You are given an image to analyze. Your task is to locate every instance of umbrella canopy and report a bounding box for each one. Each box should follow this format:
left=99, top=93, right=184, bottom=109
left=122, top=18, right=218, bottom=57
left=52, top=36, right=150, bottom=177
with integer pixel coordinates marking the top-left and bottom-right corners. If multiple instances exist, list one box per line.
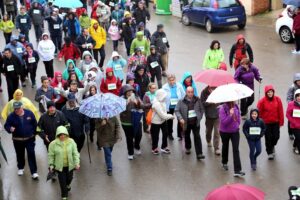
left=284, top=0, right=300, bottom=7
left=194, top=69, right=236, bottom=87
left=46, top=171, right=56, bottom=182
left=53, top=0, right=83, bottom=8
left=206, top=83, right=253, bottom=103
left=79, top=93, right=126, bottom=118
left=0, top=139, right=8, bottom=164
left=205, top=183, right=265, bottom=200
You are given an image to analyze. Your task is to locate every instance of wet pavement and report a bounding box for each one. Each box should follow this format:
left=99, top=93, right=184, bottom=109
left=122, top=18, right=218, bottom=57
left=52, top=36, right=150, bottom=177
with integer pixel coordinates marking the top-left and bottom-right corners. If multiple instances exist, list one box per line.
left=0, top=5, right=300, bottom=200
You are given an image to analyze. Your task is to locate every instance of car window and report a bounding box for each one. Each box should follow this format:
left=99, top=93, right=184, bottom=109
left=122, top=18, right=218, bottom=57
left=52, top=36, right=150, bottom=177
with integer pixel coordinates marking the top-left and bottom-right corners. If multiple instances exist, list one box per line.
left=193, top=0, right=210, bottom=7
left=217, top=0, right=240, bottom=8
left=202, top=0, right=210, bottom=7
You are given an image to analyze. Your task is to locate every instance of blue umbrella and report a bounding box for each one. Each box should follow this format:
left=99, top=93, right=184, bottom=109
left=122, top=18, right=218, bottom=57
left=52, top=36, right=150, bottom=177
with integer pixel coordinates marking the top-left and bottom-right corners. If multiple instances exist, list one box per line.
left=79, top=93, right=126, bottom=119
left=131, top=109, right=144, bottom=136
left=284, top=0, right=300, bottom=7
left=53, top=0, right=83, bottom=8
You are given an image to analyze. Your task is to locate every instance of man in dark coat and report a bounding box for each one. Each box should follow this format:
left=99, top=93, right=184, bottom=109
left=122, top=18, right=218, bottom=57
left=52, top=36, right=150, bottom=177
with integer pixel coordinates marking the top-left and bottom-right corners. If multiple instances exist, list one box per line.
left=45, top=8, right=63, bottom=54
left=132, top=1, right=150, bottom=27
left=75, top=28, right=96, bottom=56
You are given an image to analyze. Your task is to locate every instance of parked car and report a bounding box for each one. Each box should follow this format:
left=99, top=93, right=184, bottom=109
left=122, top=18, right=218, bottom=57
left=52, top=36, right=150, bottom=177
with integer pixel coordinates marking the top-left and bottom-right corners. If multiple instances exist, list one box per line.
left=181, top=0, right=246, bottom=32
left=275, top=5, right=294, bottom=43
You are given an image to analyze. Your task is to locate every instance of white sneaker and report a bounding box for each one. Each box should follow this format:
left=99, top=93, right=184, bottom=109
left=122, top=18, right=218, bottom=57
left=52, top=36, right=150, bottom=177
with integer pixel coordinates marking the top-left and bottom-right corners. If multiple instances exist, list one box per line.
left=215, top=149, right=221, bottom=155
left=134, top=149, right=142, bottom=155
left=18, top=169, right=24, bottom=176
left=32, top=173, right=39, bottom=180
left=291, top=50, right=300, bottom=54
left=128, top=155, right=134, bottom=160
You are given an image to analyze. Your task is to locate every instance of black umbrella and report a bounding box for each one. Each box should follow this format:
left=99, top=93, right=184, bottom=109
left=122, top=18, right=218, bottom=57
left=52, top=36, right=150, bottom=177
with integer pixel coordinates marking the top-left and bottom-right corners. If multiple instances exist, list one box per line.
left=0, top=138, right=8, bottom=164
left=46, top=170, right=56, bottom=182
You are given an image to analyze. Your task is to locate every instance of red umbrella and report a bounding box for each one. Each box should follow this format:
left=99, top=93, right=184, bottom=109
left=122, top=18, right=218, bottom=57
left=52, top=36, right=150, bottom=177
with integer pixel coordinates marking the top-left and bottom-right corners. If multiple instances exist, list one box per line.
left=194, top=69, right=236, bottom=87
left=205, top=183, right=265, bottom=200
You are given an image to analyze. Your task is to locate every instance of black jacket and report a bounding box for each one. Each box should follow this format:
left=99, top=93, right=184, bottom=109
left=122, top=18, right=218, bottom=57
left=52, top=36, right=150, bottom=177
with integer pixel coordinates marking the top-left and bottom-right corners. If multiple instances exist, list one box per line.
left=45, top=15, right=63, bottom=36
left=242, top=109, right=266, bottom=141
left=132, top=8, right=150, bottom=26
left=75, top=34, right=96, bottom=54
left=146, top=53, right=162, bottom=74
left=134, top=65, right=150, bottom=98
left=151, top=31, right=169, bottom=54
left=2, top=54, right=22, bottom=78
left=229, top=42, right=253, bottom=66
left=23, top=50, right=40, bottom=68
left=120, top=20, right=136, bottom=43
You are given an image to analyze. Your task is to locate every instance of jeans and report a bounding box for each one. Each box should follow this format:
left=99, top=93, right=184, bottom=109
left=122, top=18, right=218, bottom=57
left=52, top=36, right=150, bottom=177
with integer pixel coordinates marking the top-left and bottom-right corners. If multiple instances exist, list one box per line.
left=125, top=40, right=132, bottom=56
left=93, top=46, right=106, bottom=68
left=247, top=139, right=262, bottom=165
left=51, top=34, right=62, bottom=53
left=6, top=75, right=19, bottom=100
left=220, top=131, right=242, bottom=172
left=112, top=40, right=118, bottom=51
left=240, top=94, right=254, bottom=116
left=205, top=118, right=220, bottom=150
left=103, top=146, right=114, bottom=170
left=167, top=108, right=181, bottom=138
left=57, top=167, right=73, bottom=198
left=3, top=32, right=12, bottom=44
left=150, top=122, right=168, bottom=150
left=43, top=60, right=54, bottom=78
left=122, top=124, right=142, bottom=155
left=265, top=123, right=280, bottom=155
left=185, top=124, right=203, bottom=155
left=33, top=24, right=42, bottom=41
left=13, top=137, right=37, bottom=174
left=71, top=134, right=85, bottom=152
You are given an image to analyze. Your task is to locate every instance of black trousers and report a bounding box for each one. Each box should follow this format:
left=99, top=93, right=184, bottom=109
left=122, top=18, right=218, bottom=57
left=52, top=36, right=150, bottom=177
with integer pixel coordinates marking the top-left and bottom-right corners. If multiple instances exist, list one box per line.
left=220, top=131, right=242, bottom=172
left=20, top=29, right=29, bottom=42
left=93, top=46, right=106, bottom=68
left=122, top=124, right=142, bottom=155
left=167, top=108, right=181, bottom=138
left=293, top=129, right=300, bottom=152
left=265, top=123, right=280, bottom=155
left=57, top=167, right=73, bottom=198
left=13, top=137, right=37, bottom=174
left=295, top=34, right=300, bottom=51
left=3, top=32, right=12, bottom=44
left=43, top=60, right=54, bottom=78
left=151, top=122, right=168, bottom=150
left=0, top=0, right=4, bottom=15
left=71, top=134, right=85, bottom=152
left=6, top=75, right=19, bottom=100
left=27, top=64, right=37, bottom=85
left=124, top=40, right=132, bottom=56
left=51, top=34, right=62, bottom=53
left=150, top=71, right=162, bottom=89
left=112, top=40, right=118, bottom=51
left=33, top=24, right=43, bottom=41
left=185, top=124, right=203, bottom=155
left=240, top=94, right=254, bottom=116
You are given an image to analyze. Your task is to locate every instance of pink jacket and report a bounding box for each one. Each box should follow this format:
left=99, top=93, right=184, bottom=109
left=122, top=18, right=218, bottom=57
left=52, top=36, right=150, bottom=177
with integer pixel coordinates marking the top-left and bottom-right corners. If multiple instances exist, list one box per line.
left=108, top=23, right=121, bottom=41
left=286, top=101, right=300, bottom=129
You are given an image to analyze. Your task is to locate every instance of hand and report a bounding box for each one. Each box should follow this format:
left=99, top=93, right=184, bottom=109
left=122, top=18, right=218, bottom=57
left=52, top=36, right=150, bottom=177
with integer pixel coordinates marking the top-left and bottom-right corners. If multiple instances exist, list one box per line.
left=58, top=58, right=62, bottom=62
left=82, top=44, right=86, bottom=48
left=45, top=135, right=50, bottom=143
left=89, top=45, right=93, bottom=49
left=229, top=108, right=234, bottom=116
left=180, top=119, right=185, bottom=125
left=75, top=165, right=80, bottom=170
left=10, top=127, right=15, bottom=132
left=17, top=28, right=21, bottom=32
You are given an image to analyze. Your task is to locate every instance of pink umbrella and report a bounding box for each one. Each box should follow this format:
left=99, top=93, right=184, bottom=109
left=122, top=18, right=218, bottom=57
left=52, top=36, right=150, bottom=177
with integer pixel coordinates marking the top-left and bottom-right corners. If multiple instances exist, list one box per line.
left=205, top=183, right=265, bottom=200
left=194, top=69, right=236, bottom=87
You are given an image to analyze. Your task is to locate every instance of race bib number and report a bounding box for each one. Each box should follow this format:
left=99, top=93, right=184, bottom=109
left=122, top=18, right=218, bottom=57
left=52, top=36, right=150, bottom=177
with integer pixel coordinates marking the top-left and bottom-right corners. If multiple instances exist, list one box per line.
left=16, top=47, right=23, bottom=53
left=20, top=18, right=27, bottom=23
left=101, top=9, right=107, bottom=14
left=28, top=57, right=36, bottom=63
left=139, top=46, right=145, bottom=51
left=108, top=83, right=117, bottom=90
left=114, top=64, right=122, bottom=71
left=33, top=9, right=40, bottom=14
left=7, top=65, right=14, bottom=72
left=293, top=109, right=300, bottom=118
left=170, top=98, right=178, bottom=106
left=188, top=110, right=196, bottom=118
left=162, top=37, right=168, bottom=43
left=109, top=1, right=115, bottom=6
left=53, top=24, right=60, bottom=29
left=43, top=47, right=51, bottom=53
left=150, top=61, right=159, bottom=68
left=112, top=29, right=118, bottom=33
left=249, top=127, right=261, bottom=135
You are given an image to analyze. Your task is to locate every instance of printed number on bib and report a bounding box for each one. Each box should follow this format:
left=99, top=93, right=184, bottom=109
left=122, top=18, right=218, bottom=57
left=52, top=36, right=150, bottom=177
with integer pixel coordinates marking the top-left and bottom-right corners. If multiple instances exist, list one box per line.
left=114, top=65, right=122, bottom=71
left=109, top=2, right=115, bottom=6
left=188, top=110, right=196, bottom=118
left=28, top=57, right=36, bottom=63
left=139, top=46, right=145, bottom=51
left=33, top=9, right=40, bottom=14
left=108, top=83, right=117, bottom=90
left=7, top=65, right=14, bottom=72
left=101, top=10, right=107, bottom=14
left=150, top=61, right=159, bottom=68
left=20, top=18, right=27, bottom=23
left=16, top=48, right=23, bottom=53
left=249, top=127, right=261, bottom=135
left=293, top=109, right=300, bottom=118
left=170, top=98, right=178, bottom=106
left=53, top=24, right=60, bottom=29
left=162, top=37, right=168, bottom=43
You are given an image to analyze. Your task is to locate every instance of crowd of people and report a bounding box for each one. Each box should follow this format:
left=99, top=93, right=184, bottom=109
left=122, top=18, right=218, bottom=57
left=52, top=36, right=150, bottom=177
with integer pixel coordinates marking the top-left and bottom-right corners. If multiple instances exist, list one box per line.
left=0, top=0, right=300, bottom=200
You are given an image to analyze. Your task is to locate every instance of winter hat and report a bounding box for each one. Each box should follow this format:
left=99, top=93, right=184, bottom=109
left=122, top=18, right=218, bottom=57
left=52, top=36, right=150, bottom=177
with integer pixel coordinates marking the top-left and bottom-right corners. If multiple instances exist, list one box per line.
left=150, top=45, right=156, bottom=50
left=47, top=101, right=55, bottom=109
left=134, top=47, right=142, bottom=53
left=67, top=93, right=76, bottom=101
left=10, top=35, right=18, bottom=42
left=42, top=33, right=49, bottom=39
left=111, top=51, right=120, bottom=59
left=126, top=73, right=135, bottom=82
left=124, top=11, right=131, bottom=18
left=26, top=43, right=33, bottom=49
left=295, top=89, right=300, bottom=98
left=138, top=22, right=145, bottom=28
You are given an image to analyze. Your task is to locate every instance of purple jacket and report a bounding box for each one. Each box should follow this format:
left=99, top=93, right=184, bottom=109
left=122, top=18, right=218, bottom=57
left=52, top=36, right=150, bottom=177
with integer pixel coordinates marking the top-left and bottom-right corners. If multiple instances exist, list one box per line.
left=234, top=64, right=260, bottom=90
left=219, top=103, right=241, bottom=133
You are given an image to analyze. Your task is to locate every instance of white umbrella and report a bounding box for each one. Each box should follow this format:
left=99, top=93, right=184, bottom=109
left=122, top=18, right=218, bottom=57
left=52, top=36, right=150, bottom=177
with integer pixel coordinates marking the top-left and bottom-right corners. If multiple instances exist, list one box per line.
left=206, top=83, right=254, bottom=103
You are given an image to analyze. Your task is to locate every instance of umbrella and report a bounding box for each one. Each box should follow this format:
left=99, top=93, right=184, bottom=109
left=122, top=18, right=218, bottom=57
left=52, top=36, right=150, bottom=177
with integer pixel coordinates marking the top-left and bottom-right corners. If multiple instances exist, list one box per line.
left=53, top=0, right=83, bottom=8
left=205, top=183, right=265, bottom=200
left=131, top=109, right=144, bottom=136
left=46, top=170, right=56, bottom=182
left=79, top=93, right=126, bottom=119
left=284, top=0, right=300, bottom=7
left=206, top=83, right=254, bottom=103
left=0, top=138, right=8, bottom=164
left=194, top=69, right=236, bottom=87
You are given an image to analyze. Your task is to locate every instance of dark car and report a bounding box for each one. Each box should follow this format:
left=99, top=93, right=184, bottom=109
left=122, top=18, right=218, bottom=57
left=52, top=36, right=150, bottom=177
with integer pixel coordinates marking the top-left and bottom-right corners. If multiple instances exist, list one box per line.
left=182, top=0, right=247, bottom=32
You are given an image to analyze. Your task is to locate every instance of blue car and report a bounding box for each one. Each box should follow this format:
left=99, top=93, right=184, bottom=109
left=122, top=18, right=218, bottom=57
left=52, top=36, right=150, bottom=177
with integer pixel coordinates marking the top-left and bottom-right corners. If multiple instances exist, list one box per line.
left=182, top=0, right=247, bottom=32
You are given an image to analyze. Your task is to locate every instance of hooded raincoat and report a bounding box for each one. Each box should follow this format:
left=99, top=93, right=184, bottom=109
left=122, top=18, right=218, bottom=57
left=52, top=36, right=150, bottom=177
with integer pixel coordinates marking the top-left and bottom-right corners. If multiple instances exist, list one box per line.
left=180, top=72, right=198, bottom=96
left=107, top=51, right=127, bottom=81
left=62, top=59, right=83, bottom=81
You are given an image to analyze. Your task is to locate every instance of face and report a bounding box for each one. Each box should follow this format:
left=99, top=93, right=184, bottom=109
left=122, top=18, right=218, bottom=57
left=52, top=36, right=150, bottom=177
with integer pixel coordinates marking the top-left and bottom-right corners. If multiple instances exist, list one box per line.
left=20, top=8, right=25, bottom=14
left=128, top=80, right=134, bottom=85
left=149, top=85, right=156, bottom=93
left=48, top=106, right=56, bottom=114
left=69, top=14, right=73, bottom=19
left=138, top=3, right=143, bottom=9
left=84, top=55, right=91, bottom=61
left=93, top=23, right=99, bottom=29
left=126, top=90, right=133, bottom=98
left=267, top=90, right=274, bottom=98
left=69, top=100, right=76, bottom=108
left=138, top=69, right=144, bottom=76
left=168, top=78, right=176, bottom=86
left=113, top=56, right=119, bottom=61
left=14, top=107, right=23, bottom=116
left=186, top=88, right=194, bottom=98
left=213, top=42, right=219, bottom=49
left=112, top=21, right=117, bottom=26
left=185, top=77, right=192, bottom=82
left=242, top=63, right=249, bottom=69
left=4, top=51, right=11, bottom=58
left=107, top=72, right=113, bottom=76
left=136, top=51, right=141, bottom=56
left=251, top=111, right=258, bottom=120
left=70, top=84, right=77, bottom=91
left=296, top=95, right=300, bottom=102
left=56, top=75, right=62, bottom=82
left=151, top=48, right=155, bottom=54
left=43, top=35, right=48, bottom=40
left=158, top=27, right=164, bottom=32
left=15, top=92, right=22, bottom=100
left=90, top=87, right=96, bottom=95
left=3, top=15, right=8, bottom=21
left=26, top=46, right=32, bottom=52
left=68, top=63, right=74, bottom=70
left=238, top=38, right=244, bottom=44
left=296, top=80, right=300, bottom=87
left=59, top=134, right=66, bottom=141
left=83, top=29, right=89, bottom=36
left=42, top=79, right=49, bottom=88
left=20, top=37, right=25, bottom=42
left=70, top=74, right=76, bottom=80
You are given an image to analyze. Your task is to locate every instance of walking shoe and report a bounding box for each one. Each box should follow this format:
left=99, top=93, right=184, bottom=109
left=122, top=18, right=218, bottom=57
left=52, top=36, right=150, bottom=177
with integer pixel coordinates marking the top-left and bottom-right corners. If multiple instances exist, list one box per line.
left=31, top=84, right=36, bottom=88
left=293, top=147, right=299, bottom=154
left=207, top=142, right=212, bottom=147
left=185, top=149, right=191, bottom=155
left=291, top=49, right=300, bottom=54
left=168, top=135, right=174, bottom=141
left=161, top=148, right=171, bottom=154
left=162, top=71, right=168, bottom=77
left=18, top=169, right=24, bottom=176
left=152, top=149, right=159, bottom=155
left=32, top=173, right=39, bottom=180
left=128, top=155, right=134, bottom=160
left=234, top=171, right=246, bottom=177
left=290, top=134, right=295, bottom=140
left=222, top=164, right=228, bottom=171
left=62, top=197, right=68, bottom=200
left=268, top=154, right=274, bottom=160
left=67, top=185, right=71, bottom=191
left=134, top=148, right=142, bottom=155
left=215, top=149, right=221, bottom=155
left=197, top=154, right=205, bottom=160
left=107, top=170, right=112, bottom=176
left=251, top=164, right=257, bottom=171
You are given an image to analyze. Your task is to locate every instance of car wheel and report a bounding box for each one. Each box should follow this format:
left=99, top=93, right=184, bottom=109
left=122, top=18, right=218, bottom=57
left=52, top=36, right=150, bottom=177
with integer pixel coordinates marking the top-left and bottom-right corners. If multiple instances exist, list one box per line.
left=182, top=14, right=191, bottom=26
left=279, top=26, right=293, bottom=43
left=205, top=19, right=213, bottom=33
left=237, top=23, right=246, bottom=29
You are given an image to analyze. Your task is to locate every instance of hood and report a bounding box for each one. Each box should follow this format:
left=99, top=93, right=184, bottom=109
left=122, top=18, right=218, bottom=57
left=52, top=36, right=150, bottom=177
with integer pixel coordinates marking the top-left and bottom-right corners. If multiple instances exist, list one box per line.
left=42, top=32, right=49, bottom=38
left=264, top=85, right=275, bottom=95
left=88, top=64, right=99, bottom=72
left=54, top=71, right=62, bottom=78
left=155, top=89, right=167, bottom=102
left=19, top=34, right=26, bottom=40
left=124, top=11, right=131, bottom=18
left=81, top=50, right=94, bottom=60
left=236, top=34, right=245, bottom=43
left=181, top=71, right=193, bottom=83
left=106, top=67, right=114, bottom=75
left=10, top=35, right=18, bottom=42
left=111, top=51, right=120, bottom=59
left=126, top=73, right=135, bottom=82
left=98, top=1, right=104, bottom=6
left=110, top=19, right=117, bottom=25
left=13, top=89, right=23, bottom=100
left=295, top=89, right=300, bottom=99
left=293, top=73, right=300, bottom=84
left=91, top=19, right=99, bottom=27
left=55, top=126, right=69, bottom=137
left=122, top=84, right=135, bottom=94
left=66, top=59, right=76, bottom=69
left=136, top=31, right=144, bottom=39
left=249, top=108, right=259, bottom=120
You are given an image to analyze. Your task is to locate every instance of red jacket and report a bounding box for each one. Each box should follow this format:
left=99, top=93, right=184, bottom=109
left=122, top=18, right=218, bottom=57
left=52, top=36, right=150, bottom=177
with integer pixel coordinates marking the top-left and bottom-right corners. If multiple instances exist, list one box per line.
left=100, top=68, right=122, bottom=96
left=286, top=101, right=300, bottom=129
left=293, top=13, right=300, bottom=35
left=257, top=85, right=284, bottom=126
left=91, top=1, right=99, bottom=20
left=58, top=43, right=81, bottom=62
left=50, top=71, right=67, bottom=104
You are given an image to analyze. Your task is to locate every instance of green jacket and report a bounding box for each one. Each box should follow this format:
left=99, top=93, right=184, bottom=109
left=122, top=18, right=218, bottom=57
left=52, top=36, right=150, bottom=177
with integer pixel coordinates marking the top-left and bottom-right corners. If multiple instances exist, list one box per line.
left=0, top=20, right=15, bottom=33
left=48, top=126, right=80, bottom=172
left=202, top=48, right=224, bottom=69
left=79, top=15, right=91, bottom=29
left=130, top=31, right=150, bottom=56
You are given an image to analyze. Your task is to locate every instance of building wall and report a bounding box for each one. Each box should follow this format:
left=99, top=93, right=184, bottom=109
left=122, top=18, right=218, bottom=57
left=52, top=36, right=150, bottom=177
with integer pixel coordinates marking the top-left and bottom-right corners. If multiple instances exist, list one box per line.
left=240, top=0, right=282, bottom=15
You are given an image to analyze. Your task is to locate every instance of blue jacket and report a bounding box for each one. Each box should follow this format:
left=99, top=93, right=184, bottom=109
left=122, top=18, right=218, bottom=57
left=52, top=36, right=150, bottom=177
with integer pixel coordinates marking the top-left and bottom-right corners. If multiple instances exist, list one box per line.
left=162, top=82, right=186, bottom=111
left=4, top=109, right=37, bottom=138
left=107, top=58, right=127, bottom=81
left=242, top=109, right=266, bottom=141
left=15, top=13, right=32, bottom=31
left=5, top=41, right=25, bottom=65
left=180, top=71, right=198, bottom=96
left=64, top=18, right=81, bottom=37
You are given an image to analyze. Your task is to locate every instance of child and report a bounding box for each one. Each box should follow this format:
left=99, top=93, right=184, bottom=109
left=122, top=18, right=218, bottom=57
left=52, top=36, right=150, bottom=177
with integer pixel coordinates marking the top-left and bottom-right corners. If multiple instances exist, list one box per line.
left=0, top=14, right=15, bottom=44
left=242, top=108, right=266, bottom=171
left=108, top=19, right=121, bottom=51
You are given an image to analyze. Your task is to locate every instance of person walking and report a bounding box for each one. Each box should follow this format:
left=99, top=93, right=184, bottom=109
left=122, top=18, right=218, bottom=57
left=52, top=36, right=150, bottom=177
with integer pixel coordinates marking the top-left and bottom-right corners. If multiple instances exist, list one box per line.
left=79, top=8, right=91, bottom=29
left=203, top=40, right=225, bottom=69
left=0, top=14, right=15, bottom=44
left=130, top=31, right=150, bottom=56
left=58, top=37, right=81, bottom=63
left=292, top=8, right=300, bottom=54
left=147, top=45, right=163, bottom=88
left=96, top=1, right=111, bottom=31
left=4, top=0, right=17, bottom=21
left=181, top=71, right=198, bottom=96
left=4, top=102, right=39, bottom=179
left=63, top=12, right=81, bottom=42
left=50, top=71, right=67, bottom=110
left=23, top=43, right=39, bottom=88
left=48, top=126, right=80, bottom=200
left=100, top=68, right=122, bottom=96
left=106, top=51, right=127, bottom=83
left=75, top=28, right=96, bottom=56
left=15, top=6, right=31, bottom=42
left=132, top=1, right=150, bottom=26
left=78, top=50, right=98, bottom=76
left=175, top=86, right=205, bottom=160
left=28, top=2, right=44, bottom=41
left=134, top=65, right=150, bottom=99
left=242, top=108, right=266, bottom=170
left=257, top=85, right=284, bottom=160
left=120, top=17, right=136, bottom=56
left=219, top=101, right=245, bottom=177
left=95, top=116, right=121, bottom=176
left=143, top=82, right=157, bottom=133
left=108, top=19, right=121, bottom=51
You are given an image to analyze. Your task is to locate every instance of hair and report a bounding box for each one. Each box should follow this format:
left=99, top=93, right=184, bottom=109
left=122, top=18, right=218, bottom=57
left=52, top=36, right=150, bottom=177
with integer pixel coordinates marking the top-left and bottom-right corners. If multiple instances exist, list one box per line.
left=89, top=85, right=97, bottom=96
left=167, top=74, right=176, bottom=80
left=210, top=40, right=220, bottom=50
left=4, top=48, right=11, bottom=53
left=41, top=76, right=48, bottom=83
left=148, top=82, right=156, bottom=89
left=240, top=58, right=250, bottom=65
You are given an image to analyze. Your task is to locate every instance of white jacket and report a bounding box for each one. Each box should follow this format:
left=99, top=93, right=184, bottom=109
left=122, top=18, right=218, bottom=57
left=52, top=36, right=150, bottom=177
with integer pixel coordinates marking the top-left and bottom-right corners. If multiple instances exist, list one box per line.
left=37, top=39, right=55, bottom=61
left=151, top=89, right=174, bottom=125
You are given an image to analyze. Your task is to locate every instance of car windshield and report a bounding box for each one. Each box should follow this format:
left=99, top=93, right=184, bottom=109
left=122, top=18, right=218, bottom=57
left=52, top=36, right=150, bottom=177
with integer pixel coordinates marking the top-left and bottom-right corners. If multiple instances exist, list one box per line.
left=217, top=0, right=240, bottom=8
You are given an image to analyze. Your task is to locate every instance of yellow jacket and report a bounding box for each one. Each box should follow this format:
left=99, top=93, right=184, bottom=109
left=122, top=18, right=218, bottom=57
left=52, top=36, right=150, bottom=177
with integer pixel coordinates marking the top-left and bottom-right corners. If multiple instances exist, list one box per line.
left=89, top=19, right=106, bottom=49
left=0, top=19, right=14, bottom=33
left=1, top=89, right=40, bottom=121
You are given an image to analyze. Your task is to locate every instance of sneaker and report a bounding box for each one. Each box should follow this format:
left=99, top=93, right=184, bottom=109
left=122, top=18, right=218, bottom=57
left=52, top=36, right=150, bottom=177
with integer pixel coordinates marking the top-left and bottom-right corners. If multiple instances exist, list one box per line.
left=67, top=185, right=71, bottom=191
left=234, top=171, right=246, bottom=177
left=197, top=154, right=205, bottom=160
left=168, top=135, right=174, bottom=141
left=134, top=148, right=142, bottom=155
left=18, top=169, right=24, bottom=176
left=185, top=149, right=191, bottom=155
left=31, top=84, right=36, bottom=88
left=207, top=142, right=212, bottom=147
left=32, top=173, right=39, bottom=180
left=290, top=134, right=295, bottom=140
left=107, top=170, right=112, bottom=176
left=222, top=164, right=228, bottom=171
left=293, top=147, right=299, bottom=154
left=251, top=164, right=257, bottom=171
left=62, top=197, right=68, bottom=200
left=161, top=148, right=171, bottom=154
left=268, top=154, right=274, bottom=160
left=215, top=149, right=221, bottom=155
left=291, top=49, right=300, bottom=54
left=128, top=155, right=134, bottom=160
left=152, top=149, right=159, bottom=155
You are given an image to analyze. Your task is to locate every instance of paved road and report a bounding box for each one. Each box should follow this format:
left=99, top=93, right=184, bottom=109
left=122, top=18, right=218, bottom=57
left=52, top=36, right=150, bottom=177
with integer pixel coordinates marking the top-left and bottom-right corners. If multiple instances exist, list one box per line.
left=0, top=6, right=300, bottom=200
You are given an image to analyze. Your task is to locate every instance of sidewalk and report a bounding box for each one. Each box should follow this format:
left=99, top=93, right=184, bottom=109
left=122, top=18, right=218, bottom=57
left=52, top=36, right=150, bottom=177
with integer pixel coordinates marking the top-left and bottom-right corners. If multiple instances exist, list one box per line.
left=247, top=8, right=284, bottom=28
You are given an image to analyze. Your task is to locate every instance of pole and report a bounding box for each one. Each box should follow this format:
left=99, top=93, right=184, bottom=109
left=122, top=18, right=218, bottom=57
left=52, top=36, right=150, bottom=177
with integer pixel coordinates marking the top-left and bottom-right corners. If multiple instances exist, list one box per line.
left=85, top=130, right=92, bottom=164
